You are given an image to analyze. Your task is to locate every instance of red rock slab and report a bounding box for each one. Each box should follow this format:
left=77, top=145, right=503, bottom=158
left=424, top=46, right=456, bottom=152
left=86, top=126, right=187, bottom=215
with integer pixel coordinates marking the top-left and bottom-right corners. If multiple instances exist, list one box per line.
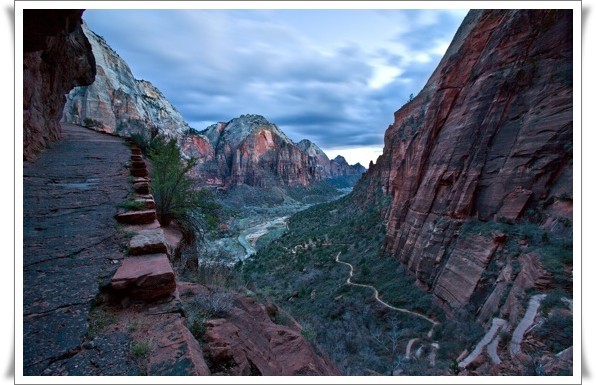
left=111, top=254, right=175, bottom=301
left=137, top=198, right=155, bottom=210
left=128, top=228, right=168, bottom=256
left=163, top=225, right=184, bottom=259
left=114, top=209, right=156, bottom=225
left=131, top=160, right=146, bottom=170
left=497, top=188, right=532, bottom=222
left=132, top=182, right=150, bottom=195
left=132, top=177, right=150, bottom=184
left=146, top=313, right=211, bottom=375
left=200, top=295, right=340, bottom=375
left=130, top=155, right=143, bottom=162
left=131, top=148, right=142, bottom=156
left=123, top=219, right=161, bottom=233
left=131, top=168, right=148, bottom=178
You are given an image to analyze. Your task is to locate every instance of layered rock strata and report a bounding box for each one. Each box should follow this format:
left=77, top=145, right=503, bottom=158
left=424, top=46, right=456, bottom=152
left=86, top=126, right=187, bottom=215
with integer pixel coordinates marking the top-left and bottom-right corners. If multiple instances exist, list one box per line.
left=61, top=24, right=364, bottom=189
left=62, top=23, right=192, bottom=141
left=358, top=9, right=572, bottom=312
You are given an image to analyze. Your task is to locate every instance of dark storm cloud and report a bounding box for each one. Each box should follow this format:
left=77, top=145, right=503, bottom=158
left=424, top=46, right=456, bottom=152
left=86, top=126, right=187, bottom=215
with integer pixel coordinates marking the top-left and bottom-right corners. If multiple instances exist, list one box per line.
left=83, top=8, right=467, bottom=162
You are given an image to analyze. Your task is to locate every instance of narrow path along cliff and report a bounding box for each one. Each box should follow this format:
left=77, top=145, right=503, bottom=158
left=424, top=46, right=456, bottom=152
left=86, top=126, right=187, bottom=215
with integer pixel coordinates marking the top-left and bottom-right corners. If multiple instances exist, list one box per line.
left=334, top=252, right=439, bottom=337
left=23, top=124, right=131, bottom=375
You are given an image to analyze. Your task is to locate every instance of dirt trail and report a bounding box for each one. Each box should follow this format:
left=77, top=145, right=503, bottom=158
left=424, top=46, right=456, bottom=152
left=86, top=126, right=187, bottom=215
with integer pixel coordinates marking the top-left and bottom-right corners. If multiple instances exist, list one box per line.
left=458, top=318, right=507, bottom=368
left=334, top=252, right=438, bottom=337
left=509, top=294, right=547, bottom=358
left=405, top=338, right=419, bottom=360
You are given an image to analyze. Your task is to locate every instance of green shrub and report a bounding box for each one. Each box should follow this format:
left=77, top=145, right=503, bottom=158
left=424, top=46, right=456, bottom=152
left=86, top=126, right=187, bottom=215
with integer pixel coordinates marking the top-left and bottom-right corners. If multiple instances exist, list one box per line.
left=535, top=309, right=573, bottom=353
left=131, top=341, right=150, bottom=358
left=189, top=316, right=207, bottom=341
left=148, top=138, right=220, bottom=243
left=117, top=199, right=146, bottom=211
left=82, top=117, right=101, bottom=128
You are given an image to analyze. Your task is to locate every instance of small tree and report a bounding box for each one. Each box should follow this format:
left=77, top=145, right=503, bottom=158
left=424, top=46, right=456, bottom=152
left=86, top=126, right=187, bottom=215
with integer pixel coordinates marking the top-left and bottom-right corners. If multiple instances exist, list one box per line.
left=149, top=138, right=216, bottom=243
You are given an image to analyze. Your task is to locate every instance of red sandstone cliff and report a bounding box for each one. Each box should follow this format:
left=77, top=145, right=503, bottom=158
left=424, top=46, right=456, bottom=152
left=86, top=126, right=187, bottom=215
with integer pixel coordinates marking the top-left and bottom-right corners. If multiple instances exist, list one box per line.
left=358, top=10, right=572, bottom=315
left=23, top=10, right=96, bottom=161
left=187, top=114, right=365, bottom=189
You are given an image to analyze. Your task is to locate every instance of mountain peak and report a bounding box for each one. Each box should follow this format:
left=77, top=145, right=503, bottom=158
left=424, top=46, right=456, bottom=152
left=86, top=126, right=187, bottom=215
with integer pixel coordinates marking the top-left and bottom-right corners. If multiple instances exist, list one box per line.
left=296, top=139, right=329, bottom=161
left=332, top=155, right=348, bottom=164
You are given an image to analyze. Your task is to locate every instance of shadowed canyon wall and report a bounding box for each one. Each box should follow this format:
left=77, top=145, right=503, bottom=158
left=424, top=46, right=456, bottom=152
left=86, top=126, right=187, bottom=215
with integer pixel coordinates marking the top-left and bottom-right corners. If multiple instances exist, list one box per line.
left=357, top=9, right=572, bottom=315
left=23, top=10, right=96, bottom=161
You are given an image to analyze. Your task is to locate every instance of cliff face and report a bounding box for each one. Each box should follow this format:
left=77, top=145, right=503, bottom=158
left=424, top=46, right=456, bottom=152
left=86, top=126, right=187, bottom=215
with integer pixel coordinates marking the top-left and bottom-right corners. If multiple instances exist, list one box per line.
left=358, top=10, right=572, bottom=314
left=63, top=24, right=192, bottom=141
left=191, top=114, right=327, bottom=188
left=23, top=10, right=96, bottom=161
left=184, top=114, right=366, bottom=189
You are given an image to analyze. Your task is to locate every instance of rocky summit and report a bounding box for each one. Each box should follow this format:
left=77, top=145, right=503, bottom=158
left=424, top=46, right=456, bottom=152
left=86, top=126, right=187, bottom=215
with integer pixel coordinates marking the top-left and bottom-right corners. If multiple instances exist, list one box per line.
left=183, top=114, right=366, bottom=189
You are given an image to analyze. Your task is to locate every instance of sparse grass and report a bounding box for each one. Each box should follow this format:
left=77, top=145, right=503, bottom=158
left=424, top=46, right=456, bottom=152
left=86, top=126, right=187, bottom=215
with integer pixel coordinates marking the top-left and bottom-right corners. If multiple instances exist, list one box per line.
left=131, top=341, right=150, bottom=358
left=127, top=320, right=139, bottom=333
left=130, top=340, right=151, bottom=376
left=117, top=199, right=146, bottom=211
left=87, top=305, right=116, bottom=339
left=189, top=316, right=208, bottom=341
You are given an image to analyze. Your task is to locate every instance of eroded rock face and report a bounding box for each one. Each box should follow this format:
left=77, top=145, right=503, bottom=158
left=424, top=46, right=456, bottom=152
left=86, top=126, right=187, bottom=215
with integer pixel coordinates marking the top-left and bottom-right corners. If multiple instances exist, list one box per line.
left=23, top=10, right=96, bottom=161
left=178, top=282, right=341, bottom=376
left=62, top=24, right=192, bottom=141
left=189, top=114, right=365, bottom=188
left=357, top=10, right=572, bottom=311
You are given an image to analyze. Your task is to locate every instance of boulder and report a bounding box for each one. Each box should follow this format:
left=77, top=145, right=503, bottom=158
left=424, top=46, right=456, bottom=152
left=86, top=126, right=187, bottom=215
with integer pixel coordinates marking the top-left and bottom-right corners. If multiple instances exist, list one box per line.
left=131, top=168, right=149, bottom=178
left=198, top=293, right=340, bottom=375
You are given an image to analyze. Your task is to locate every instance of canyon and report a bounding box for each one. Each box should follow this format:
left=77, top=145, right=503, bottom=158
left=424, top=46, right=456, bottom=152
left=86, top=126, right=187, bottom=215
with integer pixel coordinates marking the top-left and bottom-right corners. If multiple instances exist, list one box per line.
left=246, top=8, right=573, bottom=376
left=22, top=7, right=574, bottom=379
left=22, top=10, right=339, bottom=377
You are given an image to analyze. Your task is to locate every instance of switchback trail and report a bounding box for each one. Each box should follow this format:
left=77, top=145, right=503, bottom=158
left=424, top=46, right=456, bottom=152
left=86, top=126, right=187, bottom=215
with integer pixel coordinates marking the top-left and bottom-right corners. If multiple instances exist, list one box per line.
left=458, top=318, right=507, bottom=368
left=509, top=294, right=547, bottom=358
left=334, top=252, right=438, bottom=337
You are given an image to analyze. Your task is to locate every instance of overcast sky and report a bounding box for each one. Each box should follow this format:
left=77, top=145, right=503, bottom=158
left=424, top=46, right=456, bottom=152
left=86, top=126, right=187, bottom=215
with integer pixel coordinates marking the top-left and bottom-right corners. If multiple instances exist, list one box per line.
left=83, top=8, right=468, bottom=166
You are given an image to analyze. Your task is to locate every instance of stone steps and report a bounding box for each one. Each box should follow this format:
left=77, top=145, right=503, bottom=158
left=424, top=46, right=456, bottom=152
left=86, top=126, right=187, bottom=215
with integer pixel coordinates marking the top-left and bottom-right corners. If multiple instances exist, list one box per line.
left=110, top=145, right=178, bottom=303
left=111, top=254, right=176, bottom=302
left=128, top=228, right=168, bottom=256
left=114, top=209, right=157, bottom=225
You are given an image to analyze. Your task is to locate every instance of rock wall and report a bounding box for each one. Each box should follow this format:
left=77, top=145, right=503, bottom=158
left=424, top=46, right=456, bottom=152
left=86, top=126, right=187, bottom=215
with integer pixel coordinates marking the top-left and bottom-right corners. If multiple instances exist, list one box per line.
left=23, top=10, right=96, bottom=161
left=188, top=114, right=365, bottom=189
left=62, top=24, right=192, bottom=142
left=357, top=10, right=572, bottom=312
